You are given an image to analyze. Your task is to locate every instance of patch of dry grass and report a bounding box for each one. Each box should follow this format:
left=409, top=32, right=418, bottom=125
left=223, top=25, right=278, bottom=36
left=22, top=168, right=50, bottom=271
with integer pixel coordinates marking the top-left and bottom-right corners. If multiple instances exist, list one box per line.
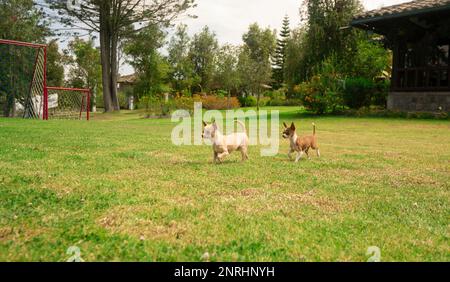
left=0, top=108, right=449, bottom=261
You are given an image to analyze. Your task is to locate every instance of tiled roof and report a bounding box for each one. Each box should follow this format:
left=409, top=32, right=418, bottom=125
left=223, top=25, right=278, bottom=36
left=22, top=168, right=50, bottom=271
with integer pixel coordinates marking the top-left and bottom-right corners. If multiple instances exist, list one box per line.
left=118, top=74, right=137, bottom=84
left=354, top=0, right=450, bottom=21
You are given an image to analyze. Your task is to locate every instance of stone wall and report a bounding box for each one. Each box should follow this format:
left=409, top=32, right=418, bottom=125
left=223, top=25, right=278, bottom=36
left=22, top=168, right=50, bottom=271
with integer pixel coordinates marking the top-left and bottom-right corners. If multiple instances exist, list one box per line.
left=388, top=92, right=450, bottom=112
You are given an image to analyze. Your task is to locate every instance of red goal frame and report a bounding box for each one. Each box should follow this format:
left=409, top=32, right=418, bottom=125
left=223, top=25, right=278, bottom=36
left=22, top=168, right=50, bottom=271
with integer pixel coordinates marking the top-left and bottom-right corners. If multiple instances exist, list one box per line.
left=0, top=39, right=91, bottom=120
left=46, top=87, right=91, bottom=121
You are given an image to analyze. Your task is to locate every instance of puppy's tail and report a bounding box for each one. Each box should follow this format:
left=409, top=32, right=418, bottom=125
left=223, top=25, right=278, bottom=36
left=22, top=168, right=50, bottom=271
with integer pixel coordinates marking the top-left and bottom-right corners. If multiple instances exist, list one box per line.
left=312, top=123, right=316, bottom=135
left=235, top=120, right=247, bottom=132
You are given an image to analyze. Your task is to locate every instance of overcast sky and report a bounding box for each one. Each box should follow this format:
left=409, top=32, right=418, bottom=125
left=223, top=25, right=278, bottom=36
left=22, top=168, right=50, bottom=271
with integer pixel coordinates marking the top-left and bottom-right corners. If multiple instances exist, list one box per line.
left=174, top=0, right=412, bottom=46
left=121, top=0, right=412, bottom=74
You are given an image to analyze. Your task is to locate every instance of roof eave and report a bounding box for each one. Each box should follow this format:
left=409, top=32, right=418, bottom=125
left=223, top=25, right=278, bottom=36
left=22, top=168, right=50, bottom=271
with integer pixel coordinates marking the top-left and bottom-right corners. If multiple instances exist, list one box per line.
left=351, top=4, right=450, bottom=28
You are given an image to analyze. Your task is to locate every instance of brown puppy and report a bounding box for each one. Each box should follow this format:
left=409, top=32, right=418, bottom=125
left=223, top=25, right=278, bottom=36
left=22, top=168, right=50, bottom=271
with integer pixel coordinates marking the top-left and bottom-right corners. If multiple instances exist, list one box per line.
left=282, top=122, right=320, bottom=162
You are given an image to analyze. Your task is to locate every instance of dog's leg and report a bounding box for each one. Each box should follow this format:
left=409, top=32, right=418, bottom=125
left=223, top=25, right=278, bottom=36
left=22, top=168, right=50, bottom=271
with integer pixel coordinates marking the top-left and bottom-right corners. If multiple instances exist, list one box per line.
left=288, top=149, right=295, bottom=160
left=316, top=149, right=321, bottom=158
left=218, top=151, right=229, bottom=162
left=240, top=147, right=249, bottom=161
left=305, top=149, right=311, bottom=160
left=295, top=151, right=304, bottom=163
left=213, top=152, right=219, bottom=164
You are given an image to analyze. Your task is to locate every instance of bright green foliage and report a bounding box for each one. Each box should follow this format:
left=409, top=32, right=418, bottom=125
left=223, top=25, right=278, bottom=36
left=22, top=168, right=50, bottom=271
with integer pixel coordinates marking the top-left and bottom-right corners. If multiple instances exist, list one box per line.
left=124, top=25, right=170, bottom=98
left=188, top=26, right=219, bottom=93
left=66, top=37, right=103, bottom=108
left=168, top=24, right=199, bottom=95
left=295, top=55, right=344, bottom=114
left=213, top=44, right=240, bottom=107
left=301, top=0, right=363, bottom=78
left=349, top=38, right=391, bottom=80
left=239, top=23, right=276, bottom=110
left=284, top=27, right=308, bottom=94
left=286, top=1, right=392, bottom=113
left=238, top=95, right=258, bottom=107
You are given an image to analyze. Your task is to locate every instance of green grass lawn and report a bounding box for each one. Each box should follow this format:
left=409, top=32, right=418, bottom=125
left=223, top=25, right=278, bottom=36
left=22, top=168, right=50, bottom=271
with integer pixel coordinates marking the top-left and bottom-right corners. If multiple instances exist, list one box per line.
left=0, top=107, right=449, bottom=262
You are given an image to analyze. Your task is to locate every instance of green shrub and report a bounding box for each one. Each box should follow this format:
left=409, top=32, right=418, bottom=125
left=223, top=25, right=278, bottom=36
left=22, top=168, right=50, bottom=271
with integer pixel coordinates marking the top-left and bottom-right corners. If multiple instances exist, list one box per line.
left=138, top=96, right=167, bottom=117
left=294, top=55, right=345, bottom=114
left=140, top=94, right=242, bottom=117
left=295, top=74, right=344, bottom=114
left=343, top=77, right=374, bottom=109
left=215, top=89, right=228, bottom=98
left=118, top=92, right=129, bottom=109
left=372, top=79, right=390, bottom=107
left=343, top=78, right=390, bottom=109
left=342, top=107, right=449, bottom=120
left=238, top=95, right=257, bottom=107
left=264, top=89, right=289, bottom=106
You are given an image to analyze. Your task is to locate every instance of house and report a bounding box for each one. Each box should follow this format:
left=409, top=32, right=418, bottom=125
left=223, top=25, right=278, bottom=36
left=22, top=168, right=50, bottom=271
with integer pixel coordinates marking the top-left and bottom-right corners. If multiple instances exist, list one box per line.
left=351, top=0, right=450, bottom=112
left=117, top=74, right=137, bottom=110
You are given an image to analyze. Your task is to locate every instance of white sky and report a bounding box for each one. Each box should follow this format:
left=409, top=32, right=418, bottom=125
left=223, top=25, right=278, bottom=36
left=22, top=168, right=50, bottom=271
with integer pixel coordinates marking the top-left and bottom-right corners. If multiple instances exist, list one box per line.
left=174, top=0, right=412, bottom=45
left=121, top=0, right=412, bottom=74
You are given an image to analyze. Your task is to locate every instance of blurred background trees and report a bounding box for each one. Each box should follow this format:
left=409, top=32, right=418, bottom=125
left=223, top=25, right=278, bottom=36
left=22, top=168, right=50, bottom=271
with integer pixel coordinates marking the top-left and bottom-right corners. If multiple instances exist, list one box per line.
left=1, top=0, right=392, bottom=116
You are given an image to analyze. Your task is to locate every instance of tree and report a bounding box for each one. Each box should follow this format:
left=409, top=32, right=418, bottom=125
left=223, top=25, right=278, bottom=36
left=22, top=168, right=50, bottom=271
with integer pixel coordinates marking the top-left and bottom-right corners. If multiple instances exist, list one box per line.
left=272, top=15, right=290, bottom=89
left=213, top=44, right=240, bottom=108
left=284, top=27, right=308, bottom=95
left=123, top=24, right=170, bottom=98
left=188, top=26, right=219, bottom=93
left=66, top=37, right=102, bottom=111
left=0, top=0, right=48, bottom=42
left=45, top=0, right=196, bottom=112
left=46, top=40, right=64, bottom=87
left=167, top=24, right=198, bottom=95
left=350, top=37, right=391, bottom=80
left=240, top=23, right=276, bottom=111
left=300, top=0, right=363, bottom=78
left=0, top=0, right=49, bottom=117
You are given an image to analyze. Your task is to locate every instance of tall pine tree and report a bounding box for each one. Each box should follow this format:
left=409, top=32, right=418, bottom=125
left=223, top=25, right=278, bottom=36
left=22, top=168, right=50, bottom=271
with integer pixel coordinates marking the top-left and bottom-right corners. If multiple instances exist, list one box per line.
left=272, top=15, right=290, bottom=89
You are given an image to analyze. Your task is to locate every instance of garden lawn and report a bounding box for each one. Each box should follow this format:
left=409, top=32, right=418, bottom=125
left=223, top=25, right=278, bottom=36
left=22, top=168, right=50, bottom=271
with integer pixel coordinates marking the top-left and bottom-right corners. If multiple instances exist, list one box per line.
left=0, top=107, right=449, bottom=262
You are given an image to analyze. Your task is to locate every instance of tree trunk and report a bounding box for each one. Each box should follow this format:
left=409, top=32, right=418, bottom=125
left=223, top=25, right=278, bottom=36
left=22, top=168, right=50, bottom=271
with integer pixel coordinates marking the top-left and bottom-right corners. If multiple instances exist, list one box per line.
left=110, top=33, right=120, bottom=111
left=99, top=4, right=113, bottom=112
left=256, top=90, right=260, bottom=112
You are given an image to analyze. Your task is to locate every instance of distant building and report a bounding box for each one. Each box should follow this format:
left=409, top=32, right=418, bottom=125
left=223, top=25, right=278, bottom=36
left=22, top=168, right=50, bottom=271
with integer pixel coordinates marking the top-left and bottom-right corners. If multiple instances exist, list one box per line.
left=117, top=74, right=137, bottom=110
left=352, top=0, right=450, bottom=112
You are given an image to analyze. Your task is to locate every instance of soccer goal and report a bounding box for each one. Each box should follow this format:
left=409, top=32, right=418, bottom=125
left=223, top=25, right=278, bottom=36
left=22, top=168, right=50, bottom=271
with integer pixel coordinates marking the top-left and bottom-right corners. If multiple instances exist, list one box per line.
left=0, top=39, right=91, bottom=120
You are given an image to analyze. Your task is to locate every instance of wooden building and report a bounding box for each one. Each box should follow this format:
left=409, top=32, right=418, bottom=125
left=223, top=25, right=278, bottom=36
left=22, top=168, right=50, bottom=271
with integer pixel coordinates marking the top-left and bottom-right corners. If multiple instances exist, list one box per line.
left=352, top=0, right=450, bottom=112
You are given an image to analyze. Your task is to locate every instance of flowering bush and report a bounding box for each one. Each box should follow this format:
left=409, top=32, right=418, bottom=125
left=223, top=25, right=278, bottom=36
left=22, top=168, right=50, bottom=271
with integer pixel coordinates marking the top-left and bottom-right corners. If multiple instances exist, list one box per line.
left=141, top=94, right=241, bottom=117
left=197, top=95, right=240, bottom=110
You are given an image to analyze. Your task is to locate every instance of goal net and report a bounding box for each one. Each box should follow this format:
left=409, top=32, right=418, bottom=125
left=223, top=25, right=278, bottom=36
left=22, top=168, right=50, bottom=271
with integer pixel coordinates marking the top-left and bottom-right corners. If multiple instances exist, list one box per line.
left=0, top=39, right=91, bottom=120
left=0, top=40, right=46, bottom=118
left=46, top=87, right=90, bottom=120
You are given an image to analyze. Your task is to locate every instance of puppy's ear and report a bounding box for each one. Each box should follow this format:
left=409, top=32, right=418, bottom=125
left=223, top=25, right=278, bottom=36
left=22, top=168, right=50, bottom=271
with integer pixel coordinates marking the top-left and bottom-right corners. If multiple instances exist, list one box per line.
left=283, top=122, right=288, bottom=128
left=203, top=121, right=207, bottom=127
left=291, top=122, right=296, bottom=130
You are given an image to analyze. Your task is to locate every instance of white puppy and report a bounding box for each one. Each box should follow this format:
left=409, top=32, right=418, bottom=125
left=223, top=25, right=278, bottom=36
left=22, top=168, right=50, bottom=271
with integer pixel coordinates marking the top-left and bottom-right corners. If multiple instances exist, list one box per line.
left=202, top=120, right=249, bottom=163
